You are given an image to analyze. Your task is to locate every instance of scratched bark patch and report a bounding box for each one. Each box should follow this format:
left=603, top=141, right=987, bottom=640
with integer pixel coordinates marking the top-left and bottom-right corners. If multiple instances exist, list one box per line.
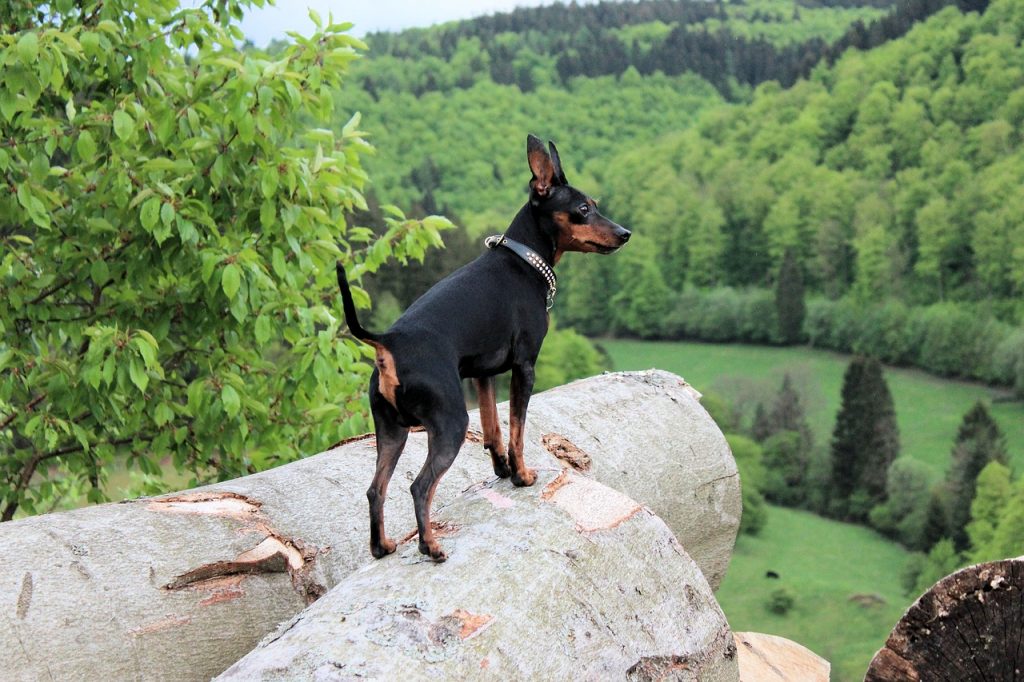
left=626, top=654, right=695, bottom=681
left=147, top=491, right=326, bottom=605
left=542, top=433, right=591, bottom=471
left=16, top=572, right=32, bottom=619
left=363, top=604, right=495, bottom=663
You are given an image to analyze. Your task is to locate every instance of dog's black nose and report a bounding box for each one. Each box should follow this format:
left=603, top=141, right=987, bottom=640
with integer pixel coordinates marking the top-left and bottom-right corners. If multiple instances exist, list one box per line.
left=617, top=227, right=632, bottom=243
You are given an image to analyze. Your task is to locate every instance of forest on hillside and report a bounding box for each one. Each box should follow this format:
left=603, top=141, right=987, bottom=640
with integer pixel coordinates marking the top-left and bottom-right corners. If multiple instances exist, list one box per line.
left=336, top=0, right=1022, bottom=398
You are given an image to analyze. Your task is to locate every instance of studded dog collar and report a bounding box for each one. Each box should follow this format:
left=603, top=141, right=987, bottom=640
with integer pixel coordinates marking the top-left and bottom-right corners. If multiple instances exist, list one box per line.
left=484, top=234, right=558, bottom=310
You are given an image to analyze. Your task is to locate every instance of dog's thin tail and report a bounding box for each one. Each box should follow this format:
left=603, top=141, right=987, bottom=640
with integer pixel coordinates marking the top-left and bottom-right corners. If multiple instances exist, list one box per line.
left=336, top=261, right=381, bottom=344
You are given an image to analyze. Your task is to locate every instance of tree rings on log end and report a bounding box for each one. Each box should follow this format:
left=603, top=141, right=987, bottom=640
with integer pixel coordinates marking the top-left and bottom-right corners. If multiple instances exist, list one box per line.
left=865, top=556, right=1024, bottom=681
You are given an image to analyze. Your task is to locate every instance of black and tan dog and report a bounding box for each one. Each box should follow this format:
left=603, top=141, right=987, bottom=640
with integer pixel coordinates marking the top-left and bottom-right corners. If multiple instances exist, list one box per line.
left=336, top=135, right=630, bottom=561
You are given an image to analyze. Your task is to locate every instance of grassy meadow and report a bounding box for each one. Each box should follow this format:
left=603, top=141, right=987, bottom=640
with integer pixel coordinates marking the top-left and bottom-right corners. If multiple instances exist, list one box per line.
left=602, top=339, right=1024, bottom=478
left=718, top=505, right=911, bottom=681
left=601, top=338, right=1024, bottom=681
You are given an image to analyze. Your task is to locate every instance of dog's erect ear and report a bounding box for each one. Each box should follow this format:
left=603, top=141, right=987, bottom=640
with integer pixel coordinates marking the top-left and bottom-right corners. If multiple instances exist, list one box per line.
left=527, top=134, right=556, bottom=197
left=548, top=140, right=568, bottom=186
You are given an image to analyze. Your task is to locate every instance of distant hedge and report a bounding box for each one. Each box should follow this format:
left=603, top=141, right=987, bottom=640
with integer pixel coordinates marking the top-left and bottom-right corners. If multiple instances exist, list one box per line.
left=638, top=288, right=1024, bottom=395
left=806, top=298, right=1024, bottom=392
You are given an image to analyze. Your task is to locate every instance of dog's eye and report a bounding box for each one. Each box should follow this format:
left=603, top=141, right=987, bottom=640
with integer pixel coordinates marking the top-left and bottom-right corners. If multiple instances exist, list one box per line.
left=578, top=204, right=590, bottom=216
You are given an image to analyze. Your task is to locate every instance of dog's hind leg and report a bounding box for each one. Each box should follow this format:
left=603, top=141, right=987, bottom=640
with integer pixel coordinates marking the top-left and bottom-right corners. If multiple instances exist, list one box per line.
left=366, top=392, right=409, bottom=559
left=411, top=405, right=469, bottom=562
left=475, top=376, right=512, bottom=478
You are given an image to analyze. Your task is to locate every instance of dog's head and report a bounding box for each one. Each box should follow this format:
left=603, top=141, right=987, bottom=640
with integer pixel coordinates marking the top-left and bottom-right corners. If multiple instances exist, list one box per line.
left=527, top=134, right=631, bottom=262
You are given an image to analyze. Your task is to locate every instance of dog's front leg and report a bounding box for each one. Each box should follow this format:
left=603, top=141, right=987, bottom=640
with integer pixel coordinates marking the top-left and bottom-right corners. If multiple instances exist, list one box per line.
left=508, top=364, right=537, bottom=487
left=475, top=376, right=513, bottom=478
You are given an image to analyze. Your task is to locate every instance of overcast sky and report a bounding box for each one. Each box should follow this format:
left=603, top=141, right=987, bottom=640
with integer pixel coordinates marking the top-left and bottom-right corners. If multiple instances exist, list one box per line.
left=237, top=1, right=594, bottom=44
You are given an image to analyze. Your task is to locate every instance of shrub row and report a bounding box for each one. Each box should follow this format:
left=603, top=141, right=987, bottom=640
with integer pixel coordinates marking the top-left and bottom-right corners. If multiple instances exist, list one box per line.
left=646, top=288, right=1024, bottom=395
left=805, top=298, right=1024, bottom=393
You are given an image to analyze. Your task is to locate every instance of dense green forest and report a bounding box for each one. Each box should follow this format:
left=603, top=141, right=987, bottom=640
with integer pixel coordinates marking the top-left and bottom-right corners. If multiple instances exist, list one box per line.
left=336, top=0, right=1023, bottom=397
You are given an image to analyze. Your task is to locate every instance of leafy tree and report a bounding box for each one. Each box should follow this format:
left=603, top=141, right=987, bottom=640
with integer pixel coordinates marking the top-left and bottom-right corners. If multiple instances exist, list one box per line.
left=867, top=457, right=932, bottom=549
left=761, top=430, right=809, bottom=507
left=971, top=473, right=1024, bottom=562
left=725, top=433, right=768, bottom=536
left=828, top=356, right=900, bottom=520
left=943, top=401, right=1008, bottom=550
left=920, top=486, right=952, bottom=550
left=908, top=537, right=964, bottom=596
left=610, top=239, right=672, bottom=338
left=0, top=1, right=447, bottom=519
left=534, top=324, right=608, bottom=392
left=775, top=249, right=806, bottom=344
left=965, top=460, right=1011, bottom=561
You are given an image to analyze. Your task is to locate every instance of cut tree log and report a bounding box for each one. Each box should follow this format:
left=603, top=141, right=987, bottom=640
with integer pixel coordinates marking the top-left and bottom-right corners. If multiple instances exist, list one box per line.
left=865, top=556, right=1024, bottom=681
left=0, top=370, right=740, bottom=682
left=217, top=469, right=740, bottom=681
left=734, top=632, right=829, bottom=681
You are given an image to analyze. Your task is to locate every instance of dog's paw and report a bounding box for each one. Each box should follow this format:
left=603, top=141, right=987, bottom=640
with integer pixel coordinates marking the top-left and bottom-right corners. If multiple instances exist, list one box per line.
left=419, top=539, right=448, bottom=562
left=512, top=468, right=537, bottom=487
left=370, top=537, right=397, bottom=559
left=493, top=458, right=513, bottom=478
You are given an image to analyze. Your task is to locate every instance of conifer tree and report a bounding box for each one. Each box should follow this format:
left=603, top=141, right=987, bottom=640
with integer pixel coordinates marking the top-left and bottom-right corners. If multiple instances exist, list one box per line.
left=751, top=402, right=774, bottom=442
left=828, top=356, right=900, bottom=520
left=769, top=374, right=813, bottom=451
left=775, top=249, right=806, bottom=344
left=944, top=401, right=1008, bottom=550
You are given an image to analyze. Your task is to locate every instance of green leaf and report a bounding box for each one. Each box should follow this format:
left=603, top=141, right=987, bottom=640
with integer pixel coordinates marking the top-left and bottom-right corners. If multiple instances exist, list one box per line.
left=90, top=259, right=109, bottom=284
left=221, top=384, right=241, bottom=418
left=237, top=113, right=255, bottom=143
left=79, top=31, right=99, bottom=54
left=17, top=32, right=39, bottom=64
left=271, top=248, right=288, bottom=279
left=229, top=291, right=248, bottom=322
left=160, top=202, right=175, bottom=227
left=140, top=198, right=161, bottom=231
left=221, top=263, right=241, bottom=299
left=260, top=200, right=275, bottom=229
left=255, top=314, right=272, bottom=345
left=113, top=110, right=134, bottom=141
left=154, top=402, right=175, bottom=427
left=260, top=167, right=278, bottom=198
left=176, top=217, right=198, bottom=244
left=77, top=130, right=97, bottom=162
left=128, top=357, right=149, bottom=393
left=135, top=329, right=159, bottom=348
left=133, top=337, right=158, bottom=369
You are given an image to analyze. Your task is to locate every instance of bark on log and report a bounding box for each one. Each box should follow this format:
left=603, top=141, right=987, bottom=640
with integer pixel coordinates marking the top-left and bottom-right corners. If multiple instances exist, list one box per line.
left=217, top=469, right=739, bottom=681
left=733, top=632, right=829, bottom=681
left=865, top=556, right=1024, bottom=681
left=0, top=370, right=739, bottom=681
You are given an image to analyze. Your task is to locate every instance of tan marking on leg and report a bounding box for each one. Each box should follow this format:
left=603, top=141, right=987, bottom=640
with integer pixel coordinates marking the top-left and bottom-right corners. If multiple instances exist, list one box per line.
left=476, top=378, right=511, bottom=477
left=369, top=341, right=400, bottom=408
left=508, top=412, right=536, bottom=487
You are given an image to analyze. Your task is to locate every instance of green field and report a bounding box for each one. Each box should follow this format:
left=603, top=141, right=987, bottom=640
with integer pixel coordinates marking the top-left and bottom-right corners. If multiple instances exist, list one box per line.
left=718, top=505, right=911, bottom=681
left=602, top=339, right=1024, bottom=479
left=602, top=339, right=1024, bottom=681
